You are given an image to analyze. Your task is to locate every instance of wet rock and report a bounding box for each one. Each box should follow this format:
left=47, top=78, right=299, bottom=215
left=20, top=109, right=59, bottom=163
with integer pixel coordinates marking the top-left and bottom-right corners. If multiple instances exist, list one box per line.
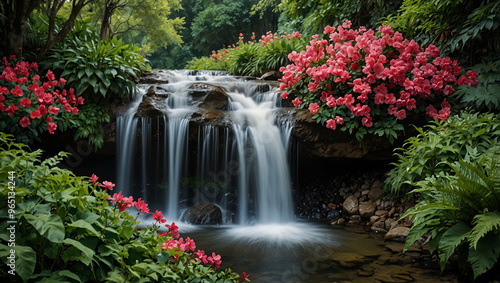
left=343, top=195, right=359, bottom=215
left=135, top=96, right=165, bottom=117
left=385, top=227, right=411, bottom=242
left=331, top=252, right=368, bottom=268
left=188, top=83, right=229, bottom=110
left=359, top=200, right=377, bottom=218
left=180, top=203, right=222, bottom=225
left=260, top=71, right=280, bottom=81
left=368, top=180, right=385, bottom=201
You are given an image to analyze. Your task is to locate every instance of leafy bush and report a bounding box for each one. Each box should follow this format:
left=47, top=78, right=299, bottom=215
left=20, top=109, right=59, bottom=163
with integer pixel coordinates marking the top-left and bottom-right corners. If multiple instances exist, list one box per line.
left=279, top=20, right=478, bottom=143
left=43, top=20, right=149, bottom=103
left=0, top=56, right=82, bottom=145
left=455, top=55, right=500, bottom=112
left=72, top=103, right=111, bottom=150
left=402, top=146, right=500, bottom=279
left=384, top=111, right=500, bottom=198
left=0, top=132, right=245, bottom=282
left=186, top=31, right=306, bottom=77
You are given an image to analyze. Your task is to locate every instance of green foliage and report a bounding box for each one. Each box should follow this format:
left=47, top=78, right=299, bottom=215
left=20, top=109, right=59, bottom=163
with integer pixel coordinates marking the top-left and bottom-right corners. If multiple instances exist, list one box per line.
left=187, top=32, right=306, bottom=77
left=455, top=55, right=500, bottom=112
left=72, top=103, right=111, bottom=150
left=43, top=20, right=149, bottom=103
left=276, top=0, right=402, bottom=35
left=0, top=132, right=243, bottom=282
left=385, top=111, right=500, bottom=199
left=382, top=0, right=500, bottom=63
left=402, top=146, right=500, bottom=279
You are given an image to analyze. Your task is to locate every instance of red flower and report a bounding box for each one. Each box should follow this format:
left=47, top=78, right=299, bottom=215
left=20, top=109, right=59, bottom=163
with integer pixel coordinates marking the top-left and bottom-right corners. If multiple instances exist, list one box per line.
left=166, top=222, right=180, bottom=238
left=152, top=210, right=167, bottom=223
left=72, top=107, right=79, bottom=115
left=30, top=109, right=42, bottom=119
left=99, top=180, right=115, bottom=191
left=308, top=103, right=319, bottom=115
left=280, top=91, right=289, bottom=99
left=47, top=121, right=57, bottom=134
left=195, top=250, right=208, bottom=264
left=20, top=98, right=31, bottom=107
left=134, top=198, right=149, bottom=214
left=89, top=173, right=99, bottom=184
left=20, top=116, right=31, bottom=127
left=207, top=253, right=222, bottom=270
left=326, top=119, right=337, bottom=130
left=10, top=85, right=23, bottom=97
left=5, top=103, right=18, bottom=116
left=48, top=105, right=60, bottom=115
left=46, top=69, right=55, bottom=81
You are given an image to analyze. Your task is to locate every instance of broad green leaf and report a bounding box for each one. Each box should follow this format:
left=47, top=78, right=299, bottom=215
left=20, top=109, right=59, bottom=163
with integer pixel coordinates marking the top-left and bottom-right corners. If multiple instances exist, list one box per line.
left=438, top=222, right=471, bottom=271
left=67, top=219, right=100, bottom=237
left=63, top=238, right=95, bottom=266
left=24, top=214, right=65, bottom=243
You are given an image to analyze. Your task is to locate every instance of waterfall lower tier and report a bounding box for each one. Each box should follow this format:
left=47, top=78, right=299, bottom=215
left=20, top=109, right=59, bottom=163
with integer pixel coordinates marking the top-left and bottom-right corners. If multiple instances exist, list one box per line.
left=116, top=70, right=297, bottom=225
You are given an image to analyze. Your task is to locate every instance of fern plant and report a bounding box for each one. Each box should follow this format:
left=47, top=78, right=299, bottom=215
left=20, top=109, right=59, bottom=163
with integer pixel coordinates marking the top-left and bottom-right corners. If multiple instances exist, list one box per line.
left=384, top=111, right=500, bottom=199
left=403, top=146, right=500, bottom=279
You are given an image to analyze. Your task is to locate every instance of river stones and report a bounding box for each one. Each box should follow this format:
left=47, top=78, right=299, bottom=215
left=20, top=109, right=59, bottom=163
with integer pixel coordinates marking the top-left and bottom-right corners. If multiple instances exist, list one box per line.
left=180, top=203, right=222, bottom=225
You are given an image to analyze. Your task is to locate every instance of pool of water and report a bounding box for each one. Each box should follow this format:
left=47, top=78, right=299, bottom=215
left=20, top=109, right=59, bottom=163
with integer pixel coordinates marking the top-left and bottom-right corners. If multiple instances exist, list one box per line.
left=181, top=221, right=457, bottom=283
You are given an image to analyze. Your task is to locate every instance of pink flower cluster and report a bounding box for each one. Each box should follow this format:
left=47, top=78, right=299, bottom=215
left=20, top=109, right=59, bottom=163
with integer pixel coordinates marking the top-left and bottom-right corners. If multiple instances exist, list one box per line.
left=0, top=56, right=83, bottom=134
left=279, top=20, right=478, bottom=132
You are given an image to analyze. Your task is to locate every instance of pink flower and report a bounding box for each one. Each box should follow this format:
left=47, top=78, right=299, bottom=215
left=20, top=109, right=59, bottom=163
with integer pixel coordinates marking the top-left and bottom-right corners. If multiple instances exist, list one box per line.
left=89, top=174, right=99, bottom=184
left=49, top=105, right=60, bottom=115
left=153, top=210, right=167, bottom=223
left=99, top=180, right=115, bottom=191
left=20, top=116, right=31, bottom=127
left=308, top=103, right=319, bottom=115
left=326, top=119, right=337, bottom=130
left=362, top=116, right=373, bottom=127
left=292, top=97, right=303, bottom=107
left=135, top=198, right=149, bottom=214
left=195, top=250, right=208, bottom=263
left=179, top=237, right=196, bottom=252
left=47, top=121, right=57, bottom=134
left=208, top=253, right=222, bottom=270
left=280, top=91, right=289, bottom=99
left=395, top=109, right=406, bottom=120
left=162, top=238, right=179, bottom=250
left=166, top=222, right=180, bottom=238
left=46, top=69, right=55, bottom=81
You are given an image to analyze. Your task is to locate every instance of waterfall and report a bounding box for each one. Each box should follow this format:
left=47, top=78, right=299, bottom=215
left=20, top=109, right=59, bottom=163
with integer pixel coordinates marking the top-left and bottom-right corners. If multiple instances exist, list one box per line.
left=116, top=71, right=295, bottom=225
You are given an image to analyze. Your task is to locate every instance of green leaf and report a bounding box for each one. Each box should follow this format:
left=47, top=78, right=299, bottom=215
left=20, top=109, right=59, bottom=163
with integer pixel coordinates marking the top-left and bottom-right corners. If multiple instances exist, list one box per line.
left=67, top=219, right=100, bottom=237
left=468, top=232, right=500, bottom=279
left=469, top=211, right=500, bottom=249
left=24, top=214, right=65, bottom=243
left=156, top=251, right=171, bottom=263
left=438, top=222, right=471, bottom=271
left=62, top=238, right=95, bottom=266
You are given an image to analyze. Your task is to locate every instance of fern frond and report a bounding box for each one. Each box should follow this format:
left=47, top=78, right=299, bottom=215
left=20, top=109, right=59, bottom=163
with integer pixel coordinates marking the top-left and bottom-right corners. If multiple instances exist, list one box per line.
left=469, top=210, right=500, bottom=249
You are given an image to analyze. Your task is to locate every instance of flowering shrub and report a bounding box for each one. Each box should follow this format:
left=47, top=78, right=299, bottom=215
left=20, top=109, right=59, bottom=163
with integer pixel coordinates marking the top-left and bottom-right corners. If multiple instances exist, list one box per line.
left=0, top=56, right=82, bottom=144
left=0, top=132, right=246, bottom=282
left=279, top=20, right=478, bottom=142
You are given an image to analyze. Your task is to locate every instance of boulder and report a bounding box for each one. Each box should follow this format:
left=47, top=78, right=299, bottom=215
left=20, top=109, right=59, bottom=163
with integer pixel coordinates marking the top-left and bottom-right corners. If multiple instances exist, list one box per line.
left=359, top=200, right=377, bottom=218
left=385, top=226, right=411, bottom=242
left=260, top=71, right=280, bottom=81
left=343, top=195, right=359, bottom=215
left=189, top=83, right=229, bottom=110
left=368, top=180, right=385, bottom=201
left=181, top=203, right=222, bottom=225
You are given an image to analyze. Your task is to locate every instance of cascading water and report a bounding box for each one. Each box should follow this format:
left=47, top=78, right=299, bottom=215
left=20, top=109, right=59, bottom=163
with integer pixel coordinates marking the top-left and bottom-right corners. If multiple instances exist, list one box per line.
left=116, top=70, right=296, bottom=224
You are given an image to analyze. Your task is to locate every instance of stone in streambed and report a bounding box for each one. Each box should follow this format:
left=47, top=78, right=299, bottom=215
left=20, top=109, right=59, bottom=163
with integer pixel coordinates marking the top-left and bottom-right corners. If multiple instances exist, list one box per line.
left=359, top=200, right=377, bottom=218
left=343, top=195, right=359, bottom=215
left=181, top=203, right=222, bottom=225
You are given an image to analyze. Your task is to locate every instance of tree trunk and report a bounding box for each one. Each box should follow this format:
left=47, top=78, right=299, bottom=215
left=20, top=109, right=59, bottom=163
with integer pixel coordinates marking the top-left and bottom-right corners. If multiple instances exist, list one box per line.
left=36, top=0, right=89, bottom=61
left=100, top=2, right=112, bottom=41
left=0, top=0, right=42, bottom=59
